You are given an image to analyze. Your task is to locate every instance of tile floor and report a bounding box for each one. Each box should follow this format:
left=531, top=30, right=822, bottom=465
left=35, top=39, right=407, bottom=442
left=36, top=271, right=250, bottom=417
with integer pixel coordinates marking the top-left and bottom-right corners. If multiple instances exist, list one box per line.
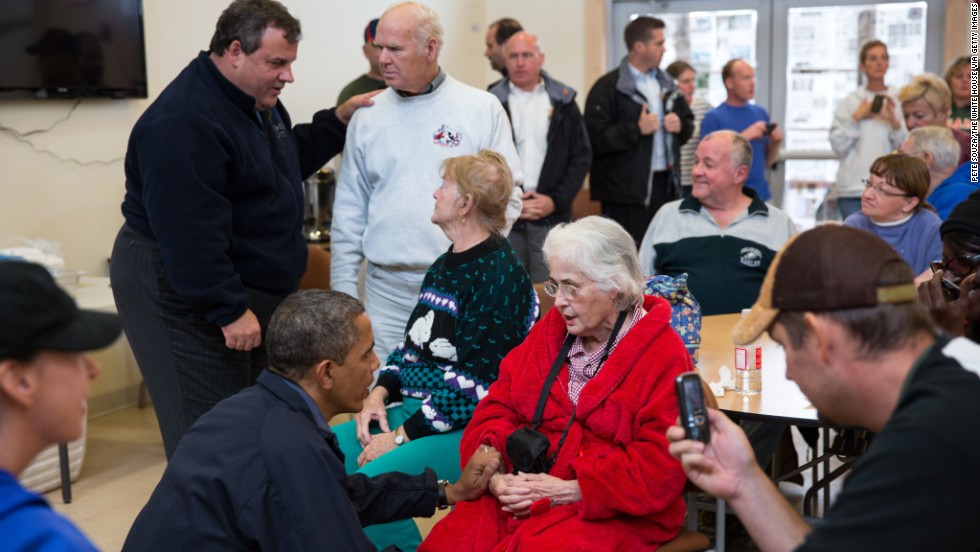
left=46, top=407, right=166, bottom=552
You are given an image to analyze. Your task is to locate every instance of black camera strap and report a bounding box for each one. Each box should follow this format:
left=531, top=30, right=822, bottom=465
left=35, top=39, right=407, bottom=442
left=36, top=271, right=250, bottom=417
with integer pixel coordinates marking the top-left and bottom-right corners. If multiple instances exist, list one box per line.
left=530, top=333, right=575, bottom=430
left=530, top=308, right=629, bottom=467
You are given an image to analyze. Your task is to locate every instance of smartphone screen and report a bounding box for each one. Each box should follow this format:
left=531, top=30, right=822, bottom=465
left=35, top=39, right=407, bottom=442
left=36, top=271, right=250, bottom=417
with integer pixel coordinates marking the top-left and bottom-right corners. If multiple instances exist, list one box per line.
left=675, top=373, right=710, bottom=443
left=870, top=95, right=884, bottom=114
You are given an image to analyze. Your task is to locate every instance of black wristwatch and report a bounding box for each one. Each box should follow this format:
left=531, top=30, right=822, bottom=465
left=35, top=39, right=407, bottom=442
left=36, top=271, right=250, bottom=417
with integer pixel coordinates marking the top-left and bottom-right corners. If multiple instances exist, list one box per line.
left=436, top=479, right=451, bottom=510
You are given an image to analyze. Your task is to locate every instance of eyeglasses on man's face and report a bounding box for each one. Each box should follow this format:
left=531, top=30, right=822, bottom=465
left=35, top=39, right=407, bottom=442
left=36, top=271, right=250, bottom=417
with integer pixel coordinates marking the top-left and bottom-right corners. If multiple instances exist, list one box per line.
left=929, top=254, right=980, bottom=278
left=861, top=178, right=910, bottom=198
left=543, top=280, right=585, bottom=301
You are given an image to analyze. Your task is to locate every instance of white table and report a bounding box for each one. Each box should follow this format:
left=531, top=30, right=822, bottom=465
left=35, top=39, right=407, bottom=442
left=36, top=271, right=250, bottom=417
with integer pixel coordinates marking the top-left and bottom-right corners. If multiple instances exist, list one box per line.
left=694, top=315, right=850, bottom=523
left=696, top=313, right=817, bottom=426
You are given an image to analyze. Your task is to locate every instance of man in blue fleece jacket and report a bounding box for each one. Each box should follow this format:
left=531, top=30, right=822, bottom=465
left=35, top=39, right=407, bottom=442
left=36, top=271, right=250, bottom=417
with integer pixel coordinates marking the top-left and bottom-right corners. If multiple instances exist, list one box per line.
left=110, top=0, right=376, bottom=459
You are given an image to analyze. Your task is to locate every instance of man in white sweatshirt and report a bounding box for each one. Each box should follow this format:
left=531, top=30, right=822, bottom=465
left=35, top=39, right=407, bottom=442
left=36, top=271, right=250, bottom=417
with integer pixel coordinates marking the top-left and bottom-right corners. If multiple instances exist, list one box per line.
left=332, top=2, right=523, bottom=363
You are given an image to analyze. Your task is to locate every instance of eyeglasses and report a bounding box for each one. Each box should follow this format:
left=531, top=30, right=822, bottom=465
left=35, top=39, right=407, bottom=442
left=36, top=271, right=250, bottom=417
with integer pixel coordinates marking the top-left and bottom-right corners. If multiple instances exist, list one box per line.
left=862, top=178, right=910, bottom=198
left=929, top=254, right=980, bottom=278
left=542, top=280, right=585, bottom=300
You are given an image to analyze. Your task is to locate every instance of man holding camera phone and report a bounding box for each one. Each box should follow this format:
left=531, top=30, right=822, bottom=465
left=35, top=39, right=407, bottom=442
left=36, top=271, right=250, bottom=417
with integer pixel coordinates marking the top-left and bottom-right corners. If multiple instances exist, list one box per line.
left=668, top=225, right=980, bottom=551
left=701, top=59, right=782, bottom=201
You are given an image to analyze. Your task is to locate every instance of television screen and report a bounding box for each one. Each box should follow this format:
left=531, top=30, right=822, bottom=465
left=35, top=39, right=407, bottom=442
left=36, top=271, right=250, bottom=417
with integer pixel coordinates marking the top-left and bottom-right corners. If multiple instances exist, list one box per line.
left=0, top=0, right=148, bottom=99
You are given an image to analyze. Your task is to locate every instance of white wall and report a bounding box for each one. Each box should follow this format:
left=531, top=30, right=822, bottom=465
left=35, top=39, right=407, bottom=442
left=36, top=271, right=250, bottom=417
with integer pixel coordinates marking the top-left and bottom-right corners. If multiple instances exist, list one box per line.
left=0, top=0, right=586, bottom=276
left=485, top=0, right=588, bottom=109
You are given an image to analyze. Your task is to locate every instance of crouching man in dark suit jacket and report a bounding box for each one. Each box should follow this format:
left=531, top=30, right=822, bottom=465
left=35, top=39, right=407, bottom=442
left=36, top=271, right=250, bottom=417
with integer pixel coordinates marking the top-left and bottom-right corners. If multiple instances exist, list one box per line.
left=123, top=290, right=500, bottom=552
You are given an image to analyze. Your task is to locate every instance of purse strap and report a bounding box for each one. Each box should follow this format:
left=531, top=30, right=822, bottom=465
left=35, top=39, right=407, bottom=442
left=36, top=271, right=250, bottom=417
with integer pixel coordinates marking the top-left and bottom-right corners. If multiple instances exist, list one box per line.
left=530, top=308, right=629, bottom=430
left=530, top=333, right=575, bottom=430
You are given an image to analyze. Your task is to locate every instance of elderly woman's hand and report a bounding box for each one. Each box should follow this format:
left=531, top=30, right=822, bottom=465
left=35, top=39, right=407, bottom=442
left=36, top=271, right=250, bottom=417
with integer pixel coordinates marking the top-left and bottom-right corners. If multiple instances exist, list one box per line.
left=491, top=472, right=581, bottom=518
left=355, top=387, right=390, bottom=447
left=356, top=430, right=400, bottom=467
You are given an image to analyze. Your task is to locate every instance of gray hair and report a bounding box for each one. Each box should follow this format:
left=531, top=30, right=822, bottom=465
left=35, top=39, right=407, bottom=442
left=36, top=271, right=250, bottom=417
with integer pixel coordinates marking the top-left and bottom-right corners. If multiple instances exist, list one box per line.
left=905, top=126, right=961, bottom=172
left=703, top=130, right=752, bottom=173
left=542, top=216, right=643, bottom=310
left=266, top=290, right=365, bottom=382
left=209, top=0, right=301, bottom=55
left=383, top=2, right=444, bottom=56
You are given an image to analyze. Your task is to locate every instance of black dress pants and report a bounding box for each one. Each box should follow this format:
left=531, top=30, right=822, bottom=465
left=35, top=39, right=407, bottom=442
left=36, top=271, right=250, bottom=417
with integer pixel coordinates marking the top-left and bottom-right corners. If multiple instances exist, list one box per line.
left=110, top=226, right=283, bottom=458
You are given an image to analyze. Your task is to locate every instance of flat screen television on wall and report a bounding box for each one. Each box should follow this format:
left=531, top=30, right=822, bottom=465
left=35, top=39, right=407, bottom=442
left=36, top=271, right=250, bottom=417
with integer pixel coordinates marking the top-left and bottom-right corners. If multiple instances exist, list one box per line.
left=0, top=0, right=148, bottom=99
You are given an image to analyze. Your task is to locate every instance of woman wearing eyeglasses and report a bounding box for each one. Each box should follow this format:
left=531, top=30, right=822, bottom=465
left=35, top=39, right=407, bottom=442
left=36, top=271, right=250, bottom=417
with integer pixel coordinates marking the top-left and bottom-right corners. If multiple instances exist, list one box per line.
left=332, top=150, right=537, bottom=552
left=422, top=216, right=692, bottom=551
left=918, top=191, right=980, bottom=342
left=843, top=153, right=942, bottom=276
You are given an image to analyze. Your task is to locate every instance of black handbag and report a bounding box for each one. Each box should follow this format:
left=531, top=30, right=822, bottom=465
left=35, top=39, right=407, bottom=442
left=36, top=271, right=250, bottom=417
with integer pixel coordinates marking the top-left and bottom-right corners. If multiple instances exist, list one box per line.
left=505, top=334, right=574, bottom=474
left=505, top=309, right=627, bottom=474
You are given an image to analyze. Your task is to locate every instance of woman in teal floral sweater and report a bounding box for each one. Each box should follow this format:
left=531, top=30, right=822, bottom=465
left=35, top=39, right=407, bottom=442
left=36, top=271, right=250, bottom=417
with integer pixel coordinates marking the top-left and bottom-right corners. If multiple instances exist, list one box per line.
left=333, top=150, right=537, bottom=552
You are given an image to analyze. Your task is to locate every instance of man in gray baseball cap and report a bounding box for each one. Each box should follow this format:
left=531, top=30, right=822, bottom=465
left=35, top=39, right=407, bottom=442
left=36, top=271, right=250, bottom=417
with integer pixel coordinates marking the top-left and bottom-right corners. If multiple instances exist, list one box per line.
left=0, top=260, right=122, bottom=551
left=667, top=225, right=980, bottom=551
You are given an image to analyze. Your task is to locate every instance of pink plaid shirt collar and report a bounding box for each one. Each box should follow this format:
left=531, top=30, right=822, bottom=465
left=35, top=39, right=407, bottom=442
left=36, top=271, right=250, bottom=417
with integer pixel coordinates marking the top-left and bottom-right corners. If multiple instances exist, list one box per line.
left=566, top=302, right=644, bottom=404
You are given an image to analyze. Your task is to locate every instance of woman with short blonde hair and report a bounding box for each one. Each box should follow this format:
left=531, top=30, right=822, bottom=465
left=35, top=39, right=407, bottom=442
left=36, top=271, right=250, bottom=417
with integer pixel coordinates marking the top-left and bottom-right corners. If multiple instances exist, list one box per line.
left=899, top=73, right=969, bottom=165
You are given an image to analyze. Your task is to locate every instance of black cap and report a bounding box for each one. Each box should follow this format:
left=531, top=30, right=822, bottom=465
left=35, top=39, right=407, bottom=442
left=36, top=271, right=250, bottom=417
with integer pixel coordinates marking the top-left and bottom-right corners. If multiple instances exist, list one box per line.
left=940, top=189, right=980, bottom=238
left=0, top=261, right=122, bottom=360
left=733, top=226, right=916, bottom=345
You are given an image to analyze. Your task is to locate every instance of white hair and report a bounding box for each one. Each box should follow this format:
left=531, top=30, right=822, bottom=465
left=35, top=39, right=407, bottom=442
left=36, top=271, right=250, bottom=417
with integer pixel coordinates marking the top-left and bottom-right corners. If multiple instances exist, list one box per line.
left=383, top=2, right=443, bottom=56
left=542, top=216, right=643, bottom=310
left=905, top=126, right=961, bottom=172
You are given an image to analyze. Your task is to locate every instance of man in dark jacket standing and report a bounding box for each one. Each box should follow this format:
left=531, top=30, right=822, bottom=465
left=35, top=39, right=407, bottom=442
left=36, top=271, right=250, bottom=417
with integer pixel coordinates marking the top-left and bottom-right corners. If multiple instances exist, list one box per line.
left=489, top=31, right=591, bottom=282
left=585, top=16, right=693, bottom=244
left=110, top=0, right=377, bottom=459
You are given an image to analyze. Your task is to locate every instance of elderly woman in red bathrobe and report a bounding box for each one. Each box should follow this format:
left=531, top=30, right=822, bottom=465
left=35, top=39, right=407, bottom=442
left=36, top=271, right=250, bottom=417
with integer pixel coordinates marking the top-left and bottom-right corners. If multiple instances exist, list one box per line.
left=421, top=216, right=692, bottom=551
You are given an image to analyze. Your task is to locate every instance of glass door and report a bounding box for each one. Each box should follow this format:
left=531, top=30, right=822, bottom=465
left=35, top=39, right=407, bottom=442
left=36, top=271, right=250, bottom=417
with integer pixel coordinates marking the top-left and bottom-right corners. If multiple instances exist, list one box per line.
left=771, top=0, right=939, bottom=228
left=609, top=0, right=946, bottom=226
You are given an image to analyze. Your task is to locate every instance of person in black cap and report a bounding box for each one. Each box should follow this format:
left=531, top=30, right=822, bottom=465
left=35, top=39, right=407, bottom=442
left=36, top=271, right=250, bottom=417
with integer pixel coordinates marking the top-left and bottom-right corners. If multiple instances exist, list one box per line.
left=667, top=225, right=980, bottom=551
left=0, top=261, right=122, bottom=552
left=918, top=189, right=980, bottom=342
left=337, top=18, right=387, bottom=105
